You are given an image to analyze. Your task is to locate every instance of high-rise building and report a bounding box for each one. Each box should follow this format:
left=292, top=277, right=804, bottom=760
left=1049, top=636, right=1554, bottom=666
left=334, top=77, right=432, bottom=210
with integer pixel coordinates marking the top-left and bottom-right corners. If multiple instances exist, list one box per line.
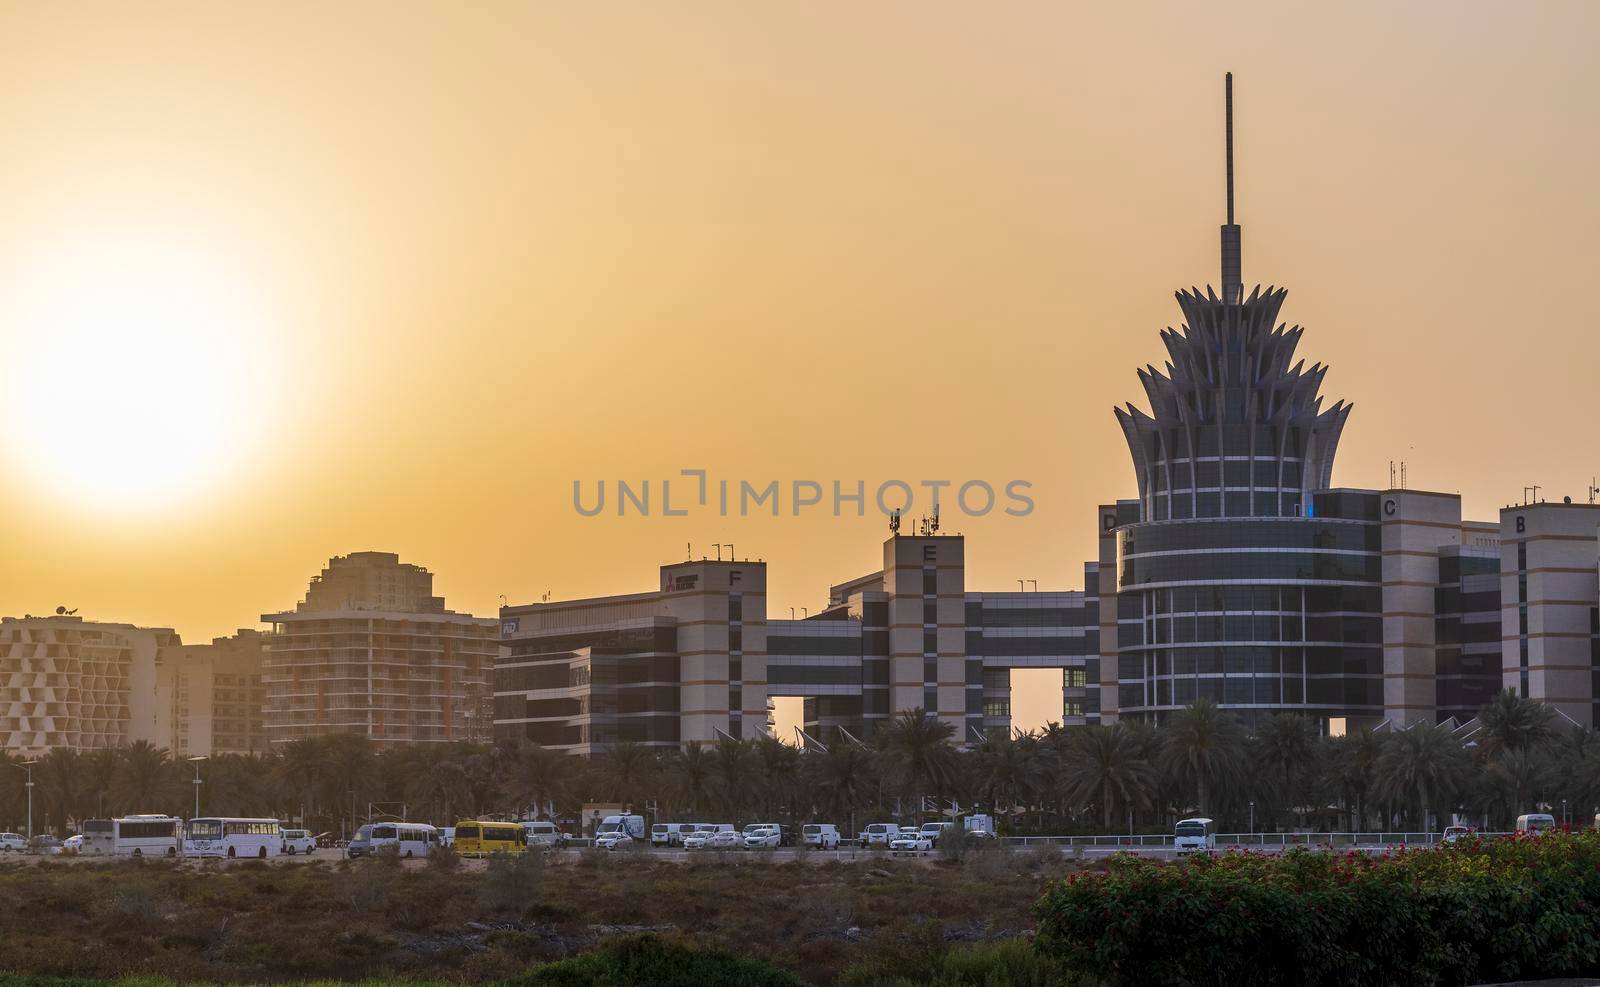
left=0, top=616, right=180, bottom=756
left=262, top=552, right=498, bottom=747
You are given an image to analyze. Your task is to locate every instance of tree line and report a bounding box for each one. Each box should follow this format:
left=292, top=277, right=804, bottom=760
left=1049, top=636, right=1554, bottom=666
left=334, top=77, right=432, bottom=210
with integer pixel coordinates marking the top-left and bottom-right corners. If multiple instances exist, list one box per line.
left=2, top=691, right=1596, bottom=838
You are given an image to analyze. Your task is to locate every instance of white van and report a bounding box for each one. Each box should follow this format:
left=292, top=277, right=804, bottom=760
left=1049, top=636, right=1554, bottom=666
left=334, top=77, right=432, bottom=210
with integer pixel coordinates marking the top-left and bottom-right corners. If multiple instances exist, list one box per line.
left=1516, top=813, right=1556, bottom=836
left=1174, top=817, right=1216, bottom=853
left=802, top=823, right=840, bottom=849
left=919, top=822, right=954, bottom=845
left=281, top=829, right=317, bottom=855
left=650, top=822, right=692, bottom=847
left=859, top=822, right=898, bottom=847
left=521, top=820, right=567, bottom=849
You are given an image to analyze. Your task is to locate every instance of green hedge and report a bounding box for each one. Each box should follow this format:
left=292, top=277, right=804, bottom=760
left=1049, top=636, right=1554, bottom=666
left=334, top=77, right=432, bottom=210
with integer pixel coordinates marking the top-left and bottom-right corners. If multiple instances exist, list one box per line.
left=1035, top=832, right=1600, bottom=987
left=507, top=933, right=806, bottom=987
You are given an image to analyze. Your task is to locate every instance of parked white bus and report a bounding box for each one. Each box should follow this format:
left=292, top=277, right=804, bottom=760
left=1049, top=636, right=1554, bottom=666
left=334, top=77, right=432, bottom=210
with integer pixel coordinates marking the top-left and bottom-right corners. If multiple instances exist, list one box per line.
left=353, top=822, right=439, bottom=858
left=184, top=817, right=283, bottom=858
left=82, top=815, right=182, bottom=857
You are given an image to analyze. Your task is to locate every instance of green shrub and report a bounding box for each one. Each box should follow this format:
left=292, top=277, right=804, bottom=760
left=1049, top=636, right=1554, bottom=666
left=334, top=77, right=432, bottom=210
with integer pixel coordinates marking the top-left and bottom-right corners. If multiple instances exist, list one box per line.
left=427, top=844, right=460, bottom=871
left=509, top=932, right=806, bottom=986
left=1035, top=831, right=1600, bottom=987
left=937, top=830, right=969, bottom=864
left=479, top=848, right=546, bottom=913
left=837, top=920, right=1095, bottom=987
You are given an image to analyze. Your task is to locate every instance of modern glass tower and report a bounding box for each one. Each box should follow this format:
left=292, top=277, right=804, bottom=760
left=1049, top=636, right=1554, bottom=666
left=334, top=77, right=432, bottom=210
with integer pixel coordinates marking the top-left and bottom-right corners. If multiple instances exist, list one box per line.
left=1109, top=75, right=1381, bottom=728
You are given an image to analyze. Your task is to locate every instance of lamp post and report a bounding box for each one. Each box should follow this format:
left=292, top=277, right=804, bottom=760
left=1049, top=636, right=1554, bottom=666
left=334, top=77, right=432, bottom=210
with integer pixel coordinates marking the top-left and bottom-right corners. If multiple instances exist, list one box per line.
left=18, top=760, right=38, bottom=841
left=1562, top=799, right=1569, bottom=829
left=1248, top=800, right=1255, bottom=837
left=187, top=756, right=208, bottom=819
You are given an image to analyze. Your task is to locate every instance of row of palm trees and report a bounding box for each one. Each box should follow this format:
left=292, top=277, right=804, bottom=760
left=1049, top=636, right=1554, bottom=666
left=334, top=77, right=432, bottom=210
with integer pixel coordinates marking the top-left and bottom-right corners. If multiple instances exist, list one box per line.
left=2, top=691, right=1594, bottom=837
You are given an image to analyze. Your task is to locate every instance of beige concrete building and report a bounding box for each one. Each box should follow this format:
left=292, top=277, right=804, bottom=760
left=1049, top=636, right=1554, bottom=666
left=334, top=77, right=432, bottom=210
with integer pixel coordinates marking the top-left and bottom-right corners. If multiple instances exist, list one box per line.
left=1377, top=491, right=1501, bottom=726
left=263, top=553, right=499, bottom=747
left=1500, top=502, right=1600, bottom=726
left=161, top=629, right=269, bottom=756
left=497, top=559, right=769, bottom=755
left=498, top=536, right=1103, bottom=753
left=0, top=616, right=180, bottom=756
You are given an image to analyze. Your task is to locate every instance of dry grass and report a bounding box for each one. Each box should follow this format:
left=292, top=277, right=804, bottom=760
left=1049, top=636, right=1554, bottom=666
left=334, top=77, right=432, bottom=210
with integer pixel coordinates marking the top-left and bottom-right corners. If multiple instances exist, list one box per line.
left=0, top=852, right=1097, bottom=985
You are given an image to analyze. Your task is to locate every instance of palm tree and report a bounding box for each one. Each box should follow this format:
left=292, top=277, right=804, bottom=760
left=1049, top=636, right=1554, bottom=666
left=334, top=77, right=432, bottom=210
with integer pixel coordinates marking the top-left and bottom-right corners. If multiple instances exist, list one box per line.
left=274, top=739, right=324, bottom=822
left=1374, top=722, right=1471, bottom=830
left=710, top=737, right=760, bottom=818
left=1477, top=690, right=1562, bottom=760
left=1254, top=713, right=1321, bottom=828
left=1160, top=700, right=1246, bottom=817
left=112, top=741, right=175, bottom=814
left=668, top=742, right=715, bottom=816
left=1485, top=746, right=1548, bottom=827
left=754, top=736, right=801, bottom=822
left=1324, top=729, right=1381, bottom=831
left=509, top=743, right=571, bottom=819
left=878, top=708, right=957, bottom=818
left=601, top=741, right=654, bottom=808
left=35, top=748, right=88, bottom=834
left=0, top=752, right=26, bottom=831
left=1057, top=724, right=1156, bottom=831
left=405, top=757, right=471, bottom=823
left=319, top=733, right=379, bottom=835
left=972, top=735, right=1041, bottom=819
left=804, top=742, right=873, bottom=837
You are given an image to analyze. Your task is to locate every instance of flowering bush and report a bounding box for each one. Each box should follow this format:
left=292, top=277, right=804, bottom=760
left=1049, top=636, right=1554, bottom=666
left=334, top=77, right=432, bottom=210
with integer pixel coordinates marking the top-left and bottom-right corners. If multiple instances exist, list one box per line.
left=1034, top=831, right=1600, bottom=986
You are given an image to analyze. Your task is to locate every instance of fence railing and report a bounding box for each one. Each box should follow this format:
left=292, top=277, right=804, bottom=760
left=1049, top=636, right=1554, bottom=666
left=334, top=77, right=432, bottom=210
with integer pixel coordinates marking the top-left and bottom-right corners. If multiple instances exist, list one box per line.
left=999, top=831, right=1513, bottom=849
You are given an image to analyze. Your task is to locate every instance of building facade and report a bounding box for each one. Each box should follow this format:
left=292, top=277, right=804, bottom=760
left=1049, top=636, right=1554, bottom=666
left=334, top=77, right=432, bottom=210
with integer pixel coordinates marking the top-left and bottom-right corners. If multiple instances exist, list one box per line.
left=0, top=616, right=180, bottom=756
left=496, top=539, right=1102, bottom=752
left=161, top=629, right=269, bottom=757
left=263, top=552, right=499, bottom=747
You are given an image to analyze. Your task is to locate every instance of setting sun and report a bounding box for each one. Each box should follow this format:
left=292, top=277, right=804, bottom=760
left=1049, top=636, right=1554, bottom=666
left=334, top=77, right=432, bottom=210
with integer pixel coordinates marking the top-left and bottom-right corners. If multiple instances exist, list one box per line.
left=0, top=231, right=278, bottom=513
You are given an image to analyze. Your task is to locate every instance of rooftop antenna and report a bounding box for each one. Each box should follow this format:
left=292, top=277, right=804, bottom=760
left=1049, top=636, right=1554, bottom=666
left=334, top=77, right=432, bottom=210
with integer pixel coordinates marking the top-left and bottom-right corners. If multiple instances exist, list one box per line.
left=1221, top=72, right=1242, bottom=304
left=1588, top=477, right=1598, bottom=504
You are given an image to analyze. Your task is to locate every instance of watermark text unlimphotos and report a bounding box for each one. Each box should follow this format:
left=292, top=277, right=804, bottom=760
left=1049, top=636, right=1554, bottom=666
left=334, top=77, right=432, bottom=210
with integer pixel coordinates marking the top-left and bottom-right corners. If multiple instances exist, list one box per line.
left=573, top=470, right=1033, bottom=518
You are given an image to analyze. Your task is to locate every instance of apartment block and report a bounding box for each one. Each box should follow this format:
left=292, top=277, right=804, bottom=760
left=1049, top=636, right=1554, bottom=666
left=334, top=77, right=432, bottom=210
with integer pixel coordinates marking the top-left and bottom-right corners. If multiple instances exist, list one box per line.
left=263, top=553, right=498, bottom=747
left=0, top=616, right=179, bottom=756
left=161, top=629, right=269, bottom=756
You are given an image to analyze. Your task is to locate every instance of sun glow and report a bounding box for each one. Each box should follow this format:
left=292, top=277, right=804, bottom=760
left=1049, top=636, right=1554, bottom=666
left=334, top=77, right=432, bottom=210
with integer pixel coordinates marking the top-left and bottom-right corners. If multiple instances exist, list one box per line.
left=1, top=232, right=281, bottom=513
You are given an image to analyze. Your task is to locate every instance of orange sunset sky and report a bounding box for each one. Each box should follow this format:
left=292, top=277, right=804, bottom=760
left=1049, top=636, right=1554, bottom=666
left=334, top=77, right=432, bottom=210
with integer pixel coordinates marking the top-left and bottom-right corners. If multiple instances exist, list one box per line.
left=2, top=2, right=1598, bottom=736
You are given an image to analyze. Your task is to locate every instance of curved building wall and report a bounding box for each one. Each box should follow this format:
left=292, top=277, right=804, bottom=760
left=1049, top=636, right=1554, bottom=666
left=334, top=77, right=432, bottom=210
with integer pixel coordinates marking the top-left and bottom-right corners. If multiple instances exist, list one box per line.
left=1113, top=496, right=1384, bottom=727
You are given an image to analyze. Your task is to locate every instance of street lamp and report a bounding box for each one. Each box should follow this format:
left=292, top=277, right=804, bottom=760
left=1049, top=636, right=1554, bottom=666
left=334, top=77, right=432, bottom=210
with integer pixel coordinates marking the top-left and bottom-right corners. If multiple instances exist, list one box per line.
left=187, top=756, right=208, bottom=819
left=1248, top=800, right=1255, bottom=837
left=16, top=761, right=38, bottom=841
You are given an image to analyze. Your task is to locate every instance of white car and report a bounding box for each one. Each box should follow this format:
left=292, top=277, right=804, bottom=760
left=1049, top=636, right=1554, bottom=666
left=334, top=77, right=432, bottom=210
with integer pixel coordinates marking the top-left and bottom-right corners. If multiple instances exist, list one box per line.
left=743, top=826, right=781, bottom=850
left=594, top=832, right=634, bottom=851
left=684, top=828, right=739, bottom=850
left=62, top=835, right=84, bottom=853
left=890, top=833, right=934, bottom=855
left=0, top=833, right=27, bottom=853
left=802, top=823, right=840, bottom=849
left=1442, top=825, right=1474, bottom=845
left=919, top=822, right=954, bottom=845
left=281, top=829, right=317, bottom=855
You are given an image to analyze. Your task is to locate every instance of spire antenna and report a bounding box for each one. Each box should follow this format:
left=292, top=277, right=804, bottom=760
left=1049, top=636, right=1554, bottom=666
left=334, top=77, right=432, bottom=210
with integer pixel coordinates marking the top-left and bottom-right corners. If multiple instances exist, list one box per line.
left=1225, top=72, right=1234, bottom=224
left=1220, top=72, right=1242, bottom=303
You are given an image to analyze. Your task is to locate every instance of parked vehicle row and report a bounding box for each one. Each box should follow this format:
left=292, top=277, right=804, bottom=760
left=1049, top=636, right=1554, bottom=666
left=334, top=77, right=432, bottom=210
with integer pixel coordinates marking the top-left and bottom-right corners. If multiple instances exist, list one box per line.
left=2, top=811, right=1002, bottom=858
